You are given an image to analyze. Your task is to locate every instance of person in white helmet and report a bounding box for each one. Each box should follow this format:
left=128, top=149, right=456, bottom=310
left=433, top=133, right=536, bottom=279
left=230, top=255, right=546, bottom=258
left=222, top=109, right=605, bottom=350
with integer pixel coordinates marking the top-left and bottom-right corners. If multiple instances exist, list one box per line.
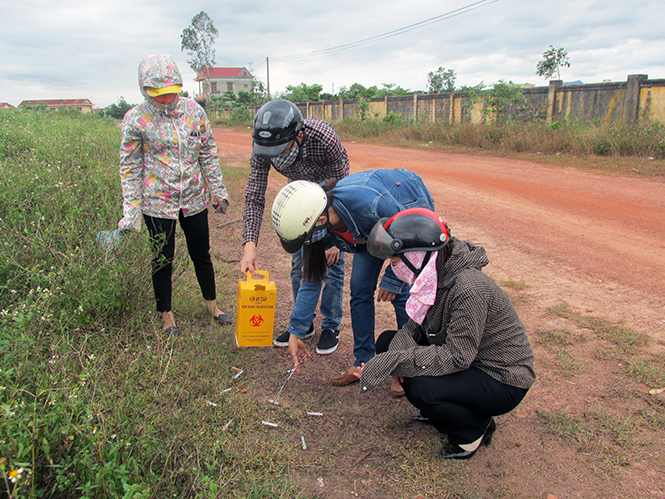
left=271, top=168, right=435, bottom=398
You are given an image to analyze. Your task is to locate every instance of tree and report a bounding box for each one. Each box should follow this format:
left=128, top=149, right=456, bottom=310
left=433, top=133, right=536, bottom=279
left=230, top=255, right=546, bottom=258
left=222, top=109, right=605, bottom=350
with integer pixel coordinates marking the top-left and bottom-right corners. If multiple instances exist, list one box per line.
left=536, top=45, right=570, bottom=81
left=181, top=11, right=219, bottom=99
left=427, top=67, right=456, bottom=93
left=374, top=83, right=412, bottom=97
left=279, top=83, right=323, bottom=102
left=465, top=80, right=526, bottom=123
left=101, top=97, right=135, bottom=120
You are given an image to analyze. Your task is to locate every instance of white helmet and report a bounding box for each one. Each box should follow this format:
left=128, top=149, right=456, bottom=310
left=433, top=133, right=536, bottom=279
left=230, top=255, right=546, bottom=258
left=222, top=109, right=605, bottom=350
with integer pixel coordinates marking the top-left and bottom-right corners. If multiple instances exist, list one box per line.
left=272, top=181, right=328, bottom=253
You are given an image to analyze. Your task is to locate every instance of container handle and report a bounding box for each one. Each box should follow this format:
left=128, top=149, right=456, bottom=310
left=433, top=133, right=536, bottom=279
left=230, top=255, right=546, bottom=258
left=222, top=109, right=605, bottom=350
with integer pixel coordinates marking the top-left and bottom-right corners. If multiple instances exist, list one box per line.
left=246, top=270, right=269, bottom=282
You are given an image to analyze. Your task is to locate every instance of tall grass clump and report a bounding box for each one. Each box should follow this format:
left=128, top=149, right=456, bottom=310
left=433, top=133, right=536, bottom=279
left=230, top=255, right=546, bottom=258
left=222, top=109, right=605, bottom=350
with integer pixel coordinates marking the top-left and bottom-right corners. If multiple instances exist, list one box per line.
left=0, top=109, right=151, bottom=497
left=335, top=116, right=665, bottom=163
left=0, top=109, right=303, bottom=498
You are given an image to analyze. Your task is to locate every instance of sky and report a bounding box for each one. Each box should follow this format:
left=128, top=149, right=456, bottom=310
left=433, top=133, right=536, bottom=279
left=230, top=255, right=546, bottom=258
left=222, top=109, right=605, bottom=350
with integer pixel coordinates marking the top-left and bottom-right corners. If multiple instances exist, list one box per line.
left=1, top=0, right=664, bottom=109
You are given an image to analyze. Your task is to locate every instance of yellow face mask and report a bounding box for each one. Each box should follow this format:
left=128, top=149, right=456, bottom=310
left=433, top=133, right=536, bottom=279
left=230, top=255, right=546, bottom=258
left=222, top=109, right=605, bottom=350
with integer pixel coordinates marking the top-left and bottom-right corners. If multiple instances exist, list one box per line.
left=145, top=84, right=182, bottom=97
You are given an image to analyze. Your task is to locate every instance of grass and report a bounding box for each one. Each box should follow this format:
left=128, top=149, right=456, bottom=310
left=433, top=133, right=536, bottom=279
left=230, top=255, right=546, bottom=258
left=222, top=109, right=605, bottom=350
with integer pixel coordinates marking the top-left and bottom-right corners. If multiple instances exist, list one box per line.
left=2, top=109, right=665, bottom=497
left=535, top=328, right=587, bottom=348
left=546, top=303, right=649, bottom=353
left=500, top=279, right=529, bottom=291
left=545, top=303, right=665, bottom=387
left=537, top=405, right=664, bottom=473
left=333, top=117, right=665, bottom=177
left=0, top=109, right=304, bottom=498
left=536, top=303, right=665, bottom=473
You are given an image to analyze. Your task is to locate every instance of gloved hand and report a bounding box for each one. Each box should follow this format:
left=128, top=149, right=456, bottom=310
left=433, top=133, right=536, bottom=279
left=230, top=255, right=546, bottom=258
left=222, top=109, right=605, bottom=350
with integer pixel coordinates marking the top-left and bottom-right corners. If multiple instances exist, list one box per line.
left=212, top=198, right=229, bottom=214
left=96, top=229, right=123, bottom=250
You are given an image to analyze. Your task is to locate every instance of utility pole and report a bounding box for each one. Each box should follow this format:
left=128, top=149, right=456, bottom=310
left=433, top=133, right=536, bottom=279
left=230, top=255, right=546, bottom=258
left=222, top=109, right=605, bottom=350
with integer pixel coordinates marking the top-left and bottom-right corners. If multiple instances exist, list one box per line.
left=266, top=57, right=270, bottom=100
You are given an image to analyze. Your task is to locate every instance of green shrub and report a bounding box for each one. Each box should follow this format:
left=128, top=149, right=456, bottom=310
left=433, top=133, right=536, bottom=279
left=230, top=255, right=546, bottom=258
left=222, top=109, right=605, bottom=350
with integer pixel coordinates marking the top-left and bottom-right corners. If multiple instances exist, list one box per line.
left=335, top=116, right=665, bottom=165
left=0, top=110, right=155, bottom=496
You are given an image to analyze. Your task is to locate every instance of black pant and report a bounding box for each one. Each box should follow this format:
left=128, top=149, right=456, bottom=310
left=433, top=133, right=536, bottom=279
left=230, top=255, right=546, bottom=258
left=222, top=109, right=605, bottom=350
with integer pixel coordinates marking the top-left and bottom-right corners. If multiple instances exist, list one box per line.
left=377, top=330, right=528, bottom=445
left=144, top=210, right=216, bottom=312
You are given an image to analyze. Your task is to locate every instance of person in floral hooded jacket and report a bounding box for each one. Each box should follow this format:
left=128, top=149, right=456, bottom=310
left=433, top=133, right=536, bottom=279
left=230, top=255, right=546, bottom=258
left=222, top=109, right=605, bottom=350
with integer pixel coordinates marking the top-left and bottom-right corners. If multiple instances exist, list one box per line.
left=118, top=54, right=232, bottom=336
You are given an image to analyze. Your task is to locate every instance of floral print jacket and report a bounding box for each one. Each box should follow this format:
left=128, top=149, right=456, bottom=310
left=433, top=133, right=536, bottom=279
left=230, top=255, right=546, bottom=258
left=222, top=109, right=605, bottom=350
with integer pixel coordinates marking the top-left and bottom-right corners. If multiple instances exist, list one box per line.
left=118, top=54, right=228, bottom=232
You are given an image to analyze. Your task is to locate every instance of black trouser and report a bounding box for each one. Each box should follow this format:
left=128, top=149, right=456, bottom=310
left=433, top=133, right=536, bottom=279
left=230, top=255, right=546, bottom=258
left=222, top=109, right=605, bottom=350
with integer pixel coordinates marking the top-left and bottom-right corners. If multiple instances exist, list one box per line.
left=377, top=330, right=528, bottom=445
left=144, top=209, right=216, bottom=313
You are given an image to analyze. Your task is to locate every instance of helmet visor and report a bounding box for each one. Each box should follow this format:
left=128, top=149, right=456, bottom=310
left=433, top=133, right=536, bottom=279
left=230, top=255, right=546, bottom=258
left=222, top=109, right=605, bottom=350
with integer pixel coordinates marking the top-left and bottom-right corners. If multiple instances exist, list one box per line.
left=253, top=140, right=291, bottom=159
left=279, top=233, right=308, bottom=254
left=367, top=219, right=398, bottom=259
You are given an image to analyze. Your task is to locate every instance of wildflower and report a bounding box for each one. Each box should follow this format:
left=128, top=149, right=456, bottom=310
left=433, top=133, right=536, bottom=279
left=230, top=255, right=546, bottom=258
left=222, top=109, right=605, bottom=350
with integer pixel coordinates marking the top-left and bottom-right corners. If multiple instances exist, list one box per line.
left=0, top=310, right=7, bottom=317
left=8, top=468, right=22, bottom=483
left=92, top=427, right=98, bottom=434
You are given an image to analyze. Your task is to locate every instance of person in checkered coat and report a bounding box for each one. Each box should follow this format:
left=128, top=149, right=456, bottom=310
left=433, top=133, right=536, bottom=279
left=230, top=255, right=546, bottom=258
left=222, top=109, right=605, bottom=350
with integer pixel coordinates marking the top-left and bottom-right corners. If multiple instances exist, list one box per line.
left=356, top=208, right=535, bottom=460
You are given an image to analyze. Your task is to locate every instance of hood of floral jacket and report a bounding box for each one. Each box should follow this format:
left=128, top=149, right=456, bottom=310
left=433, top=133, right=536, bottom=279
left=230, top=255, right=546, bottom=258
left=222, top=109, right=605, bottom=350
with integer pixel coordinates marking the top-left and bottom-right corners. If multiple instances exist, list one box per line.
left=138, top=54, right=184, bottom=116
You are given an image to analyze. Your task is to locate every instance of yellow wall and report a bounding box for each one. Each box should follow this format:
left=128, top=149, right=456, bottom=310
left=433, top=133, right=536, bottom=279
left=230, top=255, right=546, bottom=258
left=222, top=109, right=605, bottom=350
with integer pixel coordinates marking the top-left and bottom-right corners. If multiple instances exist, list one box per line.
left=641, top=87, right=665, bottom=123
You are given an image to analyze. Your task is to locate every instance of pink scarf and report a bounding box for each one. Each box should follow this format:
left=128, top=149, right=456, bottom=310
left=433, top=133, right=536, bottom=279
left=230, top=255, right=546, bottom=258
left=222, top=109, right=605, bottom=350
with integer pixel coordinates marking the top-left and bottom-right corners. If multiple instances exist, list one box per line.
left=391, top=251, right=438, bottom=325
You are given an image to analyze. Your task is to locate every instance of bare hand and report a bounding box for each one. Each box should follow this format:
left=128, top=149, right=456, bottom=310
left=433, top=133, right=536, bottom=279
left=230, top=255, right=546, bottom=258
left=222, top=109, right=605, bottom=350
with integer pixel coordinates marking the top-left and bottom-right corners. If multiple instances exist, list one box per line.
left=240, top=242, right=258, bottom=275
left=288, top=334, right=310, bottom=373
left=212, top=197, right=229, bottom=214
left=376, top=287, right=397, bottom=302
left=324, top=246, right=340, bottom=266
left=353, top=363, right=366, bottom=379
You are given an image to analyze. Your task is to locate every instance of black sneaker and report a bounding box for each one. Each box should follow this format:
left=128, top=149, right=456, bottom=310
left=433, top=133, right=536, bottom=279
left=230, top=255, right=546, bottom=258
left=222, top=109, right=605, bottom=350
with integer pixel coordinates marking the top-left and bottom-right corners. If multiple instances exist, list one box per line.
left=316, top=329, right=339, bottom=355
left=273, top=323, right=314, bottom=347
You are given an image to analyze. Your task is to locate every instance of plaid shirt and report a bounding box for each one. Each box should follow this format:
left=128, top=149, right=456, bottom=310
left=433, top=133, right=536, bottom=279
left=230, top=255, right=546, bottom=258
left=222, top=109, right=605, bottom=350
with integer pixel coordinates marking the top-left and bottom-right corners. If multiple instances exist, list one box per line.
left=243, top=119, right=349, bottom=245
left=359, top=238, right=536, bottom=393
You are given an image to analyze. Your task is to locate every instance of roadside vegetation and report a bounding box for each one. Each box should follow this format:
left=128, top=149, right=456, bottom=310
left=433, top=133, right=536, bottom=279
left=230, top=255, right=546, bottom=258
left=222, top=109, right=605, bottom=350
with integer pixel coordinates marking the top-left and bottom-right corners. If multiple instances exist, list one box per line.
left=0, top=109, right=297, bottom=498
left=334, top=117, right=665, bottom=168
left=213, top=107, right=665, bottom=176
left=1, top=108, right=664, bottom=498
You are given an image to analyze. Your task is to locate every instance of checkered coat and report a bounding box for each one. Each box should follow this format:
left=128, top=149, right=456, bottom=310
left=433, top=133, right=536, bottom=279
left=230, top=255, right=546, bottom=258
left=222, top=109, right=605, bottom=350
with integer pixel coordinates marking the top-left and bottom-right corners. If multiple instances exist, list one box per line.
left=358, top=237, right=536, bottom=392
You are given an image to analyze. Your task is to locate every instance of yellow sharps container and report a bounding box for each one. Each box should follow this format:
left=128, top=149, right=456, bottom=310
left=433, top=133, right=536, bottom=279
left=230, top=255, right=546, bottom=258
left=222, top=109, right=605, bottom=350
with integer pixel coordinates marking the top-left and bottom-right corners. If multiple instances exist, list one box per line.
left=235, top=271, right=276, bottom=347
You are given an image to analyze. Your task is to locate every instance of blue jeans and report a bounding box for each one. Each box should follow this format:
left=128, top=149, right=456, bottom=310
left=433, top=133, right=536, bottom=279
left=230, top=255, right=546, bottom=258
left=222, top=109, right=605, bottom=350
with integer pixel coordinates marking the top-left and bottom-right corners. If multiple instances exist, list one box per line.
left=287, top=248, right=345, bottom=337
left=350, top=245, right=410, bottom=366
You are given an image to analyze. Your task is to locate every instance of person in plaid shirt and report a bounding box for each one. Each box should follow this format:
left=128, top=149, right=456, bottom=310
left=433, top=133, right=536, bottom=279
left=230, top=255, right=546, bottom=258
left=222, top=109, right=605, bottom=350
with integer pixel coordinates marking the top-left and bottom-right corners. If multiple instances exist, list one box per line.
left=241, top=99, right=349, bottom=355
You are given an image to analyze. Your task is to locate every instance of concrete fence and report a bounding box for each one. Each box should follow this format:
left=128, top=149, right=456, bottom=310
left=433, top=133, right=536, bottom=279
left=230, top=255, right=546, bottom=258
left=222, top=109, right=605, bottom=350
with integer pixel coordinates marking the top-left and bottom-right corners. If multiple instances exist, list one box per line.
left=212, top=74, right=665, bottom=126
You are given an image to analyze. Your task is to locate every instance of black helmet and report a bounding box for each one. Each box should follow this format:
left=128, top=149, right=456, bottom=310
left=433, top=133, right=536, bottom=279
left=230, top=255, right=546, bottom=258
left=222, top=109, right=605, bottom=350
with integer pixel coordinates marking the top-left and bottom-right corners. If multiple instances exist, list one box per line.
left=252, top=99, right=304, bottom=159
left=368, top=208, right=450, bottom=259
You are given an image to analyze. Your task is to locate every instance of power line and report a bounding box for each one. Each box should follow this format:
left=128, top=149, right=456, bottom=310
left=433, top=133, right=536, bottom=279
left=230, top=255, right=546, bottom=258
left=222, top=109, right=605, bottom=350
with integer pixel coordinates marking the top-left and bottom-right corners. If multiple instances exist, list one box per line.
left=0, top=70, right=120, bottom=92
left=0, top=37, right=125, bottom=67
left=271, top=0, right=499, bottom=62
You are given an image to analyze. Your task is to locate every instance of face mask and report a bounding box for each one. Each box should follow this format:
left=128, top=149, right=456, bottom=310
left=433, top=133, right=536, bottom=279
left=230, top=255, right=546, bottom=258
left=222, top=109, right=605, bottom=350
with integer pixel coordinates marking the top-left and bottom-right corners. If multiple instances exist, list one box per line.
left=271, top=142, right=299, bottom=170
left=305, top=221, right=332, bottom=245
left=392, top=257, right=417, bottom=285
left=391, top=251, right=431, bottom=285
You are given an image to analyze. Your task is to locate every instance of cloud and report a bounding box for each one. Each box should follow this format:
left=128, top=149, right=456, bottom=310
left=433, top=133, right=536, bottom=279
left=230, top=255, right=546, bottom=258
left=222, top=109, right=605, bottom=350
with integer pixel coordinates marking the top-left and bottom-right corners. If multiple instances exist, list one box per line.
left=1, top=0, right=663, bottom=108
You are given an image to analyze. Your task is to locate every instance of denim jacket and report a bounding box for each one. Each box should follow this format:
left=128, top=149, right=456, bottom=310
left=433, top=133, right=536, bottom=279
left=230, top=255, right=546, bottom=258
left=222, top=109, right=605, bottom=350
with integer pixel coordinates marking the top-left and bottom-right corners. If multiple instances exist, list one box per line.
left=331, top=168, right=435, bottom=292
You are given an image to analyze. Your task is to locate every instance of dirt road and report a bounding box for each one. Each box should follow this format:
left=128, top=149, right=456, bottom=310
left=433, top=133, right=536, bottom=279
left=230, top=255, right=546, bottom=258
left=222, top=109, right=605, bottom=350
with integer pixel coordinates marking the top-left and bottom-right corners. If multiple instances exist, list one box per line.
left=212, top=128, right=665, bottom=498
left=214, top=128, right=665, bottom=343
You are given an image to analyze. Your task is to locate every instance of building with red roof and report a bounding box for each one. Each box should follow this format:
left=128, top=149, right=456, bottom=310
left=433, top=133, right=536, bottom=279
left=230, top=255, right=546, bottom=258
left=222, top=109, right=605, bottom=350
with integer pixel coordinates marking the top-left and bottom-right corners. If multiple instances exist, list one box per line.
left=18, top=99, right=94, bottom=113
left=0, top=102, right=15, bottom=109
left=195, top=67, right=254, bottom=105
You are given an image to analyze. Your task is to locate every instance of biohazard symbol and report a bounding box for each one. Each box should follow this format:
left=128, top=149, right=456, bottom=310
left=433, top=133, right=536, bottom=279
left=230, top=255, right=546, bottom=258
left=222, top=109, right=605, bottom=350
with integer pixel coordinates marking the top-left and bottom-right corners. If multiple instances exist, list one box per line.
left=249, top=314, right=264, bottom=327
